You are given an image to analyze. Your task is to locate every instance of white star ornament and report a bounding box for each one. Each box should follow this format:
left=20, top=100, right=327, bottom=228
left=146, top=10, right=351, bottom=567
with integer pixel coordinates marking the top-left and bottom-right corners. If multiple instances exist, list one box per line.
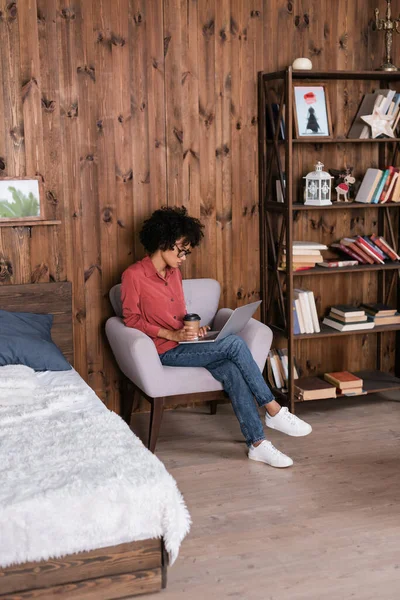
left=361, top=107, right=395, bottom=139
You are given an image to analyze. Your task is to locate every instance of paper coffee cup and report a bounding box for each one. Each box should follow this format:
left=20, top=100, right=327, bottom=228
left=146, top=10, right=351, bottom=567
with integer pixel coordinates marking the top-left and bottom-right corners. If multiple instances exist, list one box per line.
left=183, top=313, right=201, bottom=338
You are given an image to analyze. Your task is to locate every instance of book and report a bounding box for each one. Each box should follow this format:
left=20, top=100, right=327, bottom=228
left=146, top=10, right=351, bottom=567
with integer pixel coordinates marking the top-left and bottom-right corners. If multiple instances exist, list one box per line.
left=372, top=313, right=400, bottom=325
left=354, top=168, right=383, bottom=204
left=379, top=166, right=396, bottom=202
left=360, top=302, right=397, bottom=316
left=290, top=254, right=324, bottom=263
left=268, top=350, right=284, bottom=389
left=276, top=176, right=285, bottom=203
left=294, top=377, right=337, bottom=401
left=339, top=238, right=374, bottom=264
left=324, top=371, right=363, bottom=389
left=331, top=242, right=368, bottom=264
left=322, top=316, right=375, bottom=332
left=354, top=237, right=384, bottom=263
left=391, top=170, right=400, bottom=201
left=330, top=305, right=366, bottom=318
left=286, top=248, right=324, bottom=256
left=303, top=289, right=320, bottom=333
left=361, top=236, right=388, bottom=260
left=294, top=289, right=314, bottom=334
left=317, top=260, right=358, bottom=268
left=383, top=170, right=399, bottom=203
left=369, top=234, right=400, bottom=261
left=372, top=169, right=390, bottom=204
left=337, top=387, right=364, bottom=396
left=292, top=300, right=301, bottom=335
left=292, top=241, right=328, bottom=250
left=294, top=297, right=305, bottom=333
left=329, top=312, right=368, bottom=323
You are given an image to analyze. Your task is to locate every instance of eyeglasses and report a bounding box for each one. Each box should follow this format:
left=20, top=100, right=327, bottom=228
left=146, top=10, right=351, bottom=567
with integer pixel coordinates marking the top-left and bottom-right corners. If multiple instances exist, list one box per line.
left=174, top=244, right=191, bottom=258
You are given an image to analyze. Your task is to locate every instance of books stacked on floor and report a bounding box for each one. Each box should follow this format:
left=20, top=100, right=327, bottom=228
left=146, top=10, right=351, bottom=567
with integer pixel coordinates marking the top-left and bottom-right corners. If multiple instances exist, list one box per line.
left=293, top=288, right=320, bottom=334
left=361, top=303, right=400, bottom=326
left=331, top=234, right=400, bottom=265
left=324, top=371, right=364, bottom=396
left=294, top=376, right=337, bottom=401
left=355, top=166, right=400, bottom=204
left=267, top=348, right=299, bottom=391
left=280, top=241, right=328, bottom=272
left=348, top=89, right=400, bottom=139
left=322, top=305, right=375, bottom=332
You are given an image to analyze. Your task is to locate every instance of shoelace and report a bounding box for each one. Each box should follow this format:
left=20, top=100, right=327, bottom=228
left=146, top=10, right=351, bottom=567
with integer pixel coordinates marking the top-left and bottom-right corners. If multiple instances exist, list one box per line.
left=280, top=407, right=298, bottom=424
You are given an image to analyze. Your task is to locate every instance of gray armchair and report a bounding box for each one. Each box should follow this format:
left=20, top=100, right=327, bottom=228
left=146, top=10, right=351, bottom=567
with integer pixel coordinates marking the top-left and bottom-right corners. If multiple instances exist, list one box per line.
left=106, top=278, right=273, bottom=452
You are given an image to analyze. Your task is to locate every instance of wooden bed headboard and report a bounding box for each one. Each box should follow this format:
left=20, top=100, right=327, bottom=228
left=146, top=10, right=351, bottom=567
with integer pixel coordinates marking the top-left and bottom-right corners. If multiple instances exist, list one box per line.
left=0, top=282, right=74, bottom=366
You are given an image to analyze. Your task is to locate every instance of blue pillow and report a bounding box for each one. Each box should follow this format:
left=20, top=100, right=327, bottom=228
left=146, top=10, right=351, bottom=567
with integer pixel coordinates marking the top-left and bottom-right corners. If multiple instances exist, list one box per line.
left=0, top=310, right=72, bottom=371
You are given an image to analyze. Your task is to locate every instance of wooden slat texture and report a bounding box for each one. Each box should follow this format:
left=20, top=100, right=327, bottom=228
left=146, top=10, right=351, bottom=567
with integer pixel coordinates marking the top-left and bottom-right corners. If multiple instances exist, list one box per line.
left=0, top=569, right=162, bottom=599
left=0, top=282, right=73, bottom=364
left=0, top=539, right=162, bottom=596
left=0, top=1, right=394, bottom=412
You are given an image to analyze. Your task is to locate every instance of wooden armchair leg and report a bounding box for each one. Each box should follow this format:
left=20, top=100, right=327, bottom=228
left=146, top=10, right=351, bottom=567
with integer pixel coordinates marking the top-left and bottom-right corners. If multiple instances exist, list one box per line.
left=121, top=379, right=135, bottom=425
left=210, top=400, right=218, bottom=415
left=148, top=397, right=165, bottom=453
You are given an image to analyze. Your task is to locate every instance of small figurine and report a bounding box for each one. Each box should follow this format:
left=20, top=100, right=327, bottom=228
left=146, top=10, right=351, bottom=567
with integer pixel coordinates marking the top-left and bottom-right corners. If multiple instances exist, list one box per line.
left=329, top=167, right=356, bottom=202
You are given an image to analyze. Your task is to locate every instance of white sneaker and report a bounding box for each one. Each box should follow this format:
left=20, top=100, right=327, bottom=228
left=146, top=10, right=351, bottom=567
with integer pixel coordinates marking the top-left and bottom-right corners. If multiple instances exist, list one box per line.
left=248, top=440, right=293, bottom=468
left=265, top=407, right=312, bottom=437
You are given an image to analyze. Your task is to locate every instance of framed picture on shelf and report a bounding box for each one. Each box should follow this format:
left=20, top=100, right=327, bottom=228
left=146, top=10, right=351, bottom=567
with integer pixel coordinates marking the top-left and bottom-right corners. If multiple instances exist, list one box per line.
left=293, top=84, right=332, bottom=140
left=0, top=177, right=43, bottom=222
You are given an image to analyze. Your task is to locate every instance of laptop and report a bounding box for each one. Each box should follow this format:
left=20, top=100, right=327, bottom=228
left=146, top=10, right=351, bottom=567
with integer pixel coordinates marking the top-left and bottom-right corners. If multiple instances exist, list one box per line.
left=179, top=300, right=262, bottom=344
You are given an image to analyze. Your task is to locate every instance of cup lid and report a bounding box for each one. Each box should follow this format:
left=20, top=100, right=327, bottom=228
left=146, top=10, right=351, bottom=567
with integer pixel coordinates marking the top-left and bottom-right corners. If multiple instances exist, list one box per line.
left=183, top=313, right=201, bottom=321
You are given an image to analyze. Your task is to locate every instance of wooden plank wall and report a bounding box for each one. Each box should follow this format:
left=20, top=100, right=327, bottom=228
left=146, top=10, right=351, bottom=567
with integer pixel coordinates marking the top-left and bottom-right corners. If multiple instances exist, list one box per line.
left=0, top=0, right=388, bottom=411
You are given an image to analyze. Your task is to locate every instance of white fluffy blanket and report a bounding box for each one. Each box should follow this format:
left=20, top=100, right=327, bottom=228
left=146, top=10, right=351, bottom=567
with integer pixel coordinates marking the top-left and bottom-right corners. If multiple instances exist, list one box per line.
left=0, top=366, right=191, bottom=568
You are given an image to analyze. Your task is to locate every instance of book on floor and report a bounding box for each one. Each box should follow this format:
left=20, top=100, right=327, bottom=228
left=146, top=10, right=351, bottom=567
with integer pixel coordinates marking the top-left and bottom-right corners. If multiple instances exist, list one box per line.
left=294, top=377, right=337, bottom=401
left=324, top=371, right=363, bottom=390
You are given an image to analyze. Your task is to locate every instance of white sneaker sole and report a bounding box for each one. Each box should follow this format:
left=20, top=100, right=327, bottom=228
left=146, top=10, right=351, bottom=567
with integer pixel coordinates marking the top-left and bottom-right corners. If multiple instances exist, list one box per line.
left=266, top=422, right=312, bottom=437
left=248, top=454, right=293, bottom=468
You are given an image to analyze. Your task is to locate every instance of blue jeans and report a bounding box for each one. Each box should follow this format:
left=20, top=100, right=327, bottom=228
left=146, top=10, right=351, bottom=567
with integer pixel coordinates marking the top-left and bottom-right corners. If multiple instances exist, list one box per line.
left=160, top=334, right=275, bottom=447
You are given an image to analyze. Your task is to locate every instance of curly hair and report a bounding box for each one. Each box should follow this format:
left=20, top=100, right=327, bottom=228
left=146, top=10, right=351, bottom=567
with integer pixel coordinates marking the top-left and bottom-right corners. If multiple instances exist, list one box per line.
left=139, top=206, right=204, bottom=254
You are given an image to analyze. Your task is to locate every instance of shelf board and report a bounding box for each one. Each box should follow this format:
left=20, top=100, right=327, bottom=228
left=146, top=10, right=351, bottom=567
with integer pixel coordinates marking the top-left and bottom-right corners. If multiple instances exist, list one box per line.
left=262, top=70, right=400, bottom=81
left=292, top=138, right=400, bottom=144
left=264, top=201, right=400, bottom=211
left=0, top=219, right=61, bottom=228
left=285, top=263, right=400, bottom=277
left=294, top=323, right=400, bottom=339
left=272, top=370, right=400, bottom=403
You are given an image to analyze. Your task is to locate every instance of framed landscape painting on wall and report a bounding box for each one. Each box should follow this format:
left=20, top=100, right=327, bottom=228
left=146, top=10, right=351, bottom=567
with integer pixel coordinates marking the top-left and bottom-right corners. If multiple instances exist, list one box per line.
left=0, top=177, right=43, bottom=221
left=293, top=84, right=332, bottom=140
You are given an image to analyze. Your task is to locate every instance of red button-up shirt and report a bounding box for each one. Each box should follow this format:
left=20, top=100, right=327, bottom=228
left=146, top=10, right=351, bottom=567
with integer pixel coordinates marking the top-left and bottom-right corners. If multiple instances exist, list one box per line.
left=121, top=256, right=187, bottom=354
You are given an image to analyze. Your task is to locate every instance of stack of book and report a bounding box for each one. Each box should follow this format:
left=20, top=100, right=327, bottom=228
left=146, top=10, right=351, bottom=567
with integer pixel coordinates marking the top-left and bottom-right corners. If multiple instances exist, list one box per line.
left=294, top=376, right=337, bottom=401
left=293, top=289, right=320, bottom=334
left=281, top=241, right=328, bottom=272
left=355, top=167, right=400, bottom=204
left=361, top=303, right=400, bottom=326
left=267, top=348, right=299, bottom=390
left=331, top=234, right=400, bottom=265
left=324, top=371, right=364, bottom=396
left=348, top=89, right=400, bottom=139
left=322, top=305, right=375, bottom=332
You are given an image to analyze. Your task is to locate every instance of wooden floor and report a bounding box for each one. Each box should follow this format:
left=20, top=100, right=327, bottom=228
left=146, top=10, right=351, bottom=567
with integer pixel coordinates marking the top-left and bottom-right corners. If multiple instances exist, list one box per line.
left=129, top=392, right=400, bottom=600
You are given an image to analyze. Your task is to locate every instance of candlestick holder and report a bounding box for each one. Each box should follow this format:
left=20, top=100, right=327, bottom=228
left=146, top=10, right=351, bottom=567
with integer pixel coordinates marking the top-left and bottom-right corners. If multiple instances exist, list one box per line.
left=374, top=0, right=400, bottom=71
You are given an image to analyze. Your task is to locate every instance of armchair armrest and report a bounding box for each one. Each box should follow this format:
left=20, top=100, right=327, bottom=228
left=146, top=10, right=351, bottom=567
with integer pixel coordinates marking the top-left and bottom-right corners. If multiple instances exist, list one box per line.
left=238, top=319, right=273, bottom=372
left=105, top=317, right=164, bottom=397
left=213, top=309, right=273, bottom=373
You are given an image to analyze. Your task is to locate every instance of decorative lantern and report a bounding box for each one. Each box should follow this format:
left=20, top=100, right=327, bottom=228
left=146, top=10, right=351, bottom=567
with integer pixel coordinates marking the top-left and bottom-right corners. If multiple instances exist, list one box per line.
left=303, top=161, right=333, bottom=206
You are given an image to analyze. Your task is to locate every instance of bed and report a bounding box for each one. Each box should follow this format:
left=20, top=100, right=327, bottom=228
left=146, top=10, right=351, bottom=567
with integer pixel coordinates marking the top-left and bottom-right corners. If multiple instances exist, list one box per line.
left=0, top=282, right=190, bottom=599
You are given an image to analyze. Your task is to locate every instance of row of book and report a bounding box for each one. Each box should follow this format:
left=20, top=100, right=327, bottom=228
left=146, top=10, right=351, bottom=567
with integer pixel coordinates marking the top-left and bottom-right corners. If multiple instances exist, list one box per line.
left=267, top=348, right=299, bottom=391
left=281, top=241, right=328, bottom=270
left=295, top=371, right=364, bottom=401
left=332, top=234, right=400, bottom=265
left=348, top=89, right=400, bottom=139
left=323, top=303, right=400, bottom=331
left=293, top=288, right=320, bottom=334
left=355, top=167, right=400, bottom=204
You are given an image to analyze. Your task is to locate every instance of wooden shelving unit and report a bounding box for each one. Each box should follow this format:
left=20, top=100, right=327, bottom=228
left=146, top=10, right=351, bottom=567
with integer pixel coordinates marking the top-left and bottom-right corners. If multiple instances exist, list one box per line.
left=258, top=68, right=400, bottom=412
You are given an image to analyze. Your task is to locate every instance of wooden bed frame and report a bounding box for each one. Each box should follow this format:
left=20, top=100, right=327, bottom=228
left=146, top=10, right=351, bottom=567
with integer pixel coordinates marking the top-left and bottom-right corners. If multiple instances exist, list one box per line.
left=0, top=282, right=167, bottom=599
